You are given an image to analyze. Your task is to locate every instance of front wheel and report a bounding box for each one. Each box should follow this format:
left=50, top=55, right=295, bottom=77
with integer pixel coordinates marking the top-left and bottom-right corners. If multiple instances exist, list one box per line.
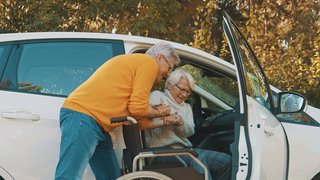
left=117, top=171, right=172, bottom=180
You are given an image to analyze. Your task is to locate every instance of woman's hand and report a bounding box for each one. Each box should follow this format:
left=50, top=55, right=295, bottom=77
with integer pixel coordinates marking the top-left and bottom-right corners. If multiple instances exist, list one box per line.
left=163, top=114, right=183, bottom=126
left=153, top=104, right=171, bottom=117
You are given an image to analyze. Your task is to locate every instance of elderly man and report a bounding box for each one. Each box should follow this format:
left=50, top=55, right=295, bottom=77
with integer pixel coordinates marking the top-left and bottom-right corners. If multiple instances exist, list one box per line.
left=55, top=42, right=180, bottom=180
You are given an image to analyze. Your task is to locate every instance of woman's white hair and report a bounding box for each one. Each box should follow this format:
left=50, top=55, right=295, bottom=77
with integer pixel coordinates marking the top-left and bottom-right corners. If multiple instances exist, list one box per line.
left=145, top=42, right=181, bottom=64
left=165, top=69, right=195, bottom=89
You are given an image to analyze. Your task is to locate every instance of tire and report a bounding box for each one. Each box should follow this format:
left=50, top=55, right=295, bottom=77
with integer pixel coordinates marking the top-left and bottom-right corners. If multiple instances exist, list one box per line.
left=116, top=171, right=172, bottom=180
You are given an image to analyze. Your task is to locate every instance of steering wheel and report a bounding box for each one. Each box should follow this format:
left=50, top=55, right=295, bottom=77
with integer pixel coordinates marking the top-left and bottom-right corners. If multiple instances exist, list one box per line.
left=199, top=108, right=235, bottom=129
left=196, top=108, right=218, bottom=129
left=201, top=107, right=220, bottom=119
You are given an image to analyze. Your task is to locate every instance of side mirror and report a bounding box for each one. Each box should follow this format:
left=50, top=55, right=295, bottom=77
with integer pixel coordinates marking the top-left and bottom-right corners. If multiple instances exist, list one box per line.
left=277, top=92, right=306, bottom=113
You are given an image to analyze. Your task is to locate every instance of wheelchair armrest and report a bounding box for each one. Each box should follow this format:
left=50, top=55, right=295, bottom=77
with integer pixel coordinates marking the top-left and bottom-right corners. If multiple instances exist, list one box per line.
left=141, top=147, right=198, bottom=157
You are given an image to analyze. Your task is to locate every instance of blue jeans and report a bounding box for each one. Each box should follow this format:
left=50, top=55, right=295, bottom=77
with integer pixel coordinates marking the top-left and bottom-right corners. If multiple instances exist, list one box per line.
left=55, top=108, right=120, bottom=180
left=152, top=148, right=231, bottom=180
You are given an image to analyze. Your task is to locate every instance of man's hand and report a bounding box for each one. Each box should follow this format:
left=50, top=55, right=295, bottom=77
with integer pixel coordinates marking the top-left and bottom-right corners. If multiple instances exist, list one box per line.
left=153, top=104, right=171, bottom=117
left=163, top=114, right=183, bottom=126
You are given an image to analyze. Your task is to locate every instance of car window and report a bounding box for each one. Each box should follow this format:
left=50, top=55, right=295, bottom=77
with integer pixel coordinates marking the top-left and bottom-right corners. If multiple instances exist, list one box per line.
left=181, top=64, right=239, bottom=108
left=0, top=45, right=11, bottom=88
left=1, top=41, right=124, bottom=96
left=232, top=26, right=272, bottom=110
left=0, top=45, right=10, bottom=58
left=133, top=49, right=239, bottom=108
left=0, top=45, right=10, bottom=75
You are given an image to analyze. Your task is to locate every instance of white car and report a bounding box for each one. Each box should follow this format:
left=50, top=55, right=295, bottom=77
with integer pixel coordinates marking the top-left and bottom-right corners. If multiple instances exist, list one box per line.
left=0, top=13, right=319, bottom=180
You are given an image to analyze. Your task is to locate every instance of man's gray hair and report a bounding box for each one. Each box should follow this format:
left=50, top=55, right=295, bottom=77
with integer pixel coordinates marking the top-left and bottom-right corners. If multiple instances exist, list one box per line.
left=165, top=69, right=195, bottom=89
left=145, top=42, right=181, bottom=64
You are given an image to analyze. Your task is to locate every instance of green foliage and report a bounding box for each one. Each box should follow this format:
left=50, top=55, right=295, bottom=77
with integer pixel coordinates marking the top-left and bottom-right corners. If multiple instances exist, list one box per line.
left=191, top=0, right=320, bottom=108
left=239, top=0, right=320, bottom=107
left=0, top=0, right=319, bottom=107
left=17, top=82, right=42, bottom=92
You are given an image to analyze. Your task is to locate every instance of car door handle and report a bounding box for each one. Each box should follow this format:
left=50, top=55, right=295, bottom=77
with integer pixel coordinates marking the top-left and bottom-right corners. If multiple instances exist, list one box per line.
left=264, top=130, right=274, bottom=137
left=264, top=126, right=274, bottom=137
left=1, top=111, right=40, bottom=121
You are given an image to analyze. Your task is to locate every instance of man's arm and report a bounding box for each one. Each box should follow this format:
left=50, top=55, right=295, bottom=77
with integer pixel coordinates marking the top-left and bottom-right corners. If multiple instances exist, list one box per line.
left=128, top=57, right=159, bottom=117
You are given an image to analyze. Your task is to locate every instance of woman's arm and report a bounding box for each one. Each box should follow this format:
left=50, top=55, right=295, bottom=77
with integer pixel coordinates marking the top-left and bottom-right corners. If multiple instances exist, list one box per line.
left=175, top=105, right=195, bottom=137
left=140, top=113, right=183, bottom=130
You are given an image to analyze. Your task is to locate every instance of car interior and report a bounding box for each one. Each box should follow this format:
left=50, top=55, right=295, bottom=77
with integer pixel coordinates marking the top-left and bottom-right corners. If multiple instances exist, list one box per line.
left=188, top=91, right=238, bottom=155
left=178, top=60, right=238, bottom=156
left=133, top=49, right=239, bottom=156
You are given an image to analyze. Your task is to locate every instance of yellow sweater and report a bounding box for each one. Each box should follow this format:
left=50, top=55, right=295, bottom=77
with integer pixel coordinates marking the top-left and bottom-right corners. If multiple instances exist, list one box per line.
left=62, top=54, right=158, bottom=132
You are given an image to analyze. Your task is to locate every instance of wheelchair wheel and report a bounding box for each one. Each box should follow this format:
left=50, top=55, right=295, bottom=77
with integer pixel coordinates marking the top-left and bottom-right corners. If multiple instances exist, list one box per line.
left=116, top=170, right=172, bottom=180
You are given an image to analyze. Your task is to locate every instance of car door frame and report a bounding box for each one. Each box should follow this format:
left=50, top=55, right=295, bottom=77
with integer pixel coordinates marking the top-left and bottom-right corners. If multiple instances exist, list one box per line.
left=222, top=12, right=289, bottom=180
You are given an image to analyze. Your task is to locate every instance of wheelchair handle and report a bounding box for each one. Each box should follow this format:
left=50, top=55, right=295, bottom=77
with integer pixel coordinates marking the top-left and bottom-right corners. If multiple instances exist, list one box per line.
left=110, top=116, right=138, bottom=124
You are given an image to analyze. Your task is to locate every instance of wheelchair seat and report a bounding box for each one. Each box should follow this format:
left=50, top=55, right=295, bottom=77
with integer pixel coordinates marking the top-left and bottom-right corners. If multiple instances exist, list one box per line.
left=110, top=116, right=208, bottom=180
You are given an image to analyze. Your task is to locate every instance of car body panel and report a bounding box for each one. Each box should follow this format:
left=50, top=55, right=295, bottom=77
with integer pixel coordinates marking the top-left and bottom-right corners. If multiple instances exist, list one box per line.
left=246, top=97, right=287, bottom=179
left=305, top=106, right=320, bottom=123
left=281, top=122, right=320, bottom=180
left=0, top=90, right=62, bottom=179
left=0, top=89, right=103, bottom=179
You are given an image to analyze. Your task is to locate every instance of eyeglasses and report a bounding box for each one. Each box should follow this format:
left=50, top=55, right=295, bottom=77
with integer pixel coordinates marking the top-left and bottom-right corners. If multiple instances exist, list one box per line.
left=175, top=84, right=191, bottom=96
left=162, top=56, right=174, bottom=73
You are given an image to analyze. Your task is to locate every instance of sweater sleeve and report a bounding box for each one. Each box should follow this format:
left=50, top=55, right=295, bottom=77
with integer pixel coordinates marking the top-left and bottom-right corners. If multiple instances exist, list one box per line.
left=128, top=58, right=158, bottom=117
left=176, top=104, right=195, bottom=138
left=139, top=91, right=167, bottom=129
left=149, top=90, right=164, bottom=106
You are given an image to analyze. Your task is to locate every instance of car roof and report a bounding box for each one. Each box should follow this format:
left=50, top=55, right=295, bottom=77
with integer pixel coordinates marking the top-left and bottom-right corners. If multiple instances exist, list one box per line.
left=0, top=32, right=191, bottom=53
left=0, top=32, right=164, bottom=44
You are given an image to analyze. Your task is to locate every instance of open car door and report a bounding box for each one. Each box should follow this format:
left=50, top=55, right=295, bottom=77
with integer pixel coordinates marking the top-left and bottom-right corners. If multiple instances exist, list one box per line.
left=222, top=13, right=289, bottom=180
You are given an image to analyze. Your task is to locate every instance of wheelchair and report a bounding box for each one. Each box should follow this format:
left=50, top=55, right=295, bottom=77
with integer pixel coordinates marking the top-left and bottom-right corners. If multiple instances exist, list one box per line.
left=110, top=116, right=209, bottom=180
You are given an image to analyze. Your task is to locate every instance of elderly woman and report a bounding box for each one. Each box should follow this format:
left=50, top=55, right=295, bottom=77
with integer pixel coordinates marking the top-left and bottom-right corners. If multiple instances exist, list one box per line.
left=144, top=69, right=231, bottom=180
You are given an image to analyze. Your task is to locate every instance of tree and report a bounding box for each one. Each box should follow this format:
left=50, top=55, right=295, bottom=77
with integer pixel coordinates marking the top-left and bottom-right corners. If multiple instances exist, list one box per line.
left=240, top=0, right=320, bottom=107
